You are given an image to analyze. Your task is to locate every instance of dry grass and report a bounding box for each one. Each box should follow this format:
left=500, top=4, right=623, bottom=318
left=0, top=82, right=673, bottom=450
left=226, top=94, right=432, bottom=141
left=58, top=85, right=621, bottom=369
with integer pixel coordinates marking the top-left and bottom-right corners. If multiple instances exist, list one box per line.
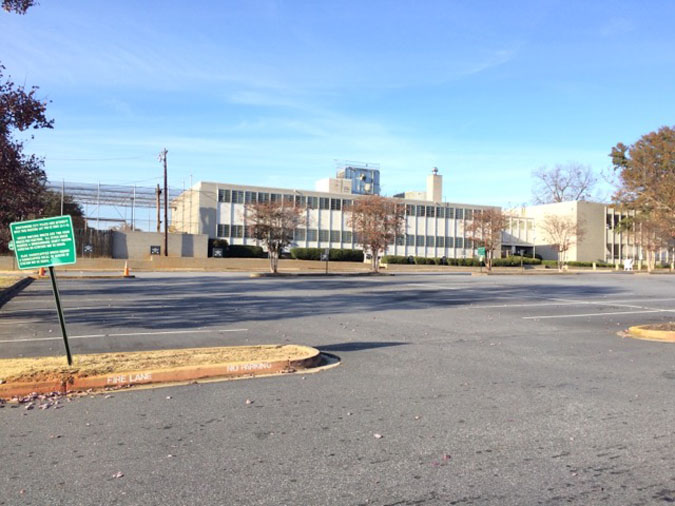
left=0, top=345, right=316, bottom=384
left=0, top=277, right=21, bottom=289
left=642, top=322, right=675, bottom=332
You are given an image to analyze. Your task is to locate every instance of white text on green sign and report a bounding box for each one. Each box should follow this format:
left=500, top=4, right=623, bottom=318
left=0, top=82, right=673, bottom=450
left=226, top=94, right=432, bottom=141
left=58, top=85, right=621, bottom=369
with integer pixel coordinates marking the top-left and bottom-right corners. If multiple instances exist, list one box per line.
left=9, top=216, right=77, bottom=270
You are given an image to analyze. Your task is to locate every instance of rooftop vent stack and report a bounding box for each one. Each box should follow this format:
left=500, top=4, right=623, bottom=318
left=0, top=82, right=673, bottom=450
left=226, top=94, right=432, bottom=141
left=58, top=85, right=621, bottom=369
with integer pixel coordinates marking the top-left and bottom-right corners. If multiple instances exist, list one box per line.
left=426, top=167, right=442, bottom=202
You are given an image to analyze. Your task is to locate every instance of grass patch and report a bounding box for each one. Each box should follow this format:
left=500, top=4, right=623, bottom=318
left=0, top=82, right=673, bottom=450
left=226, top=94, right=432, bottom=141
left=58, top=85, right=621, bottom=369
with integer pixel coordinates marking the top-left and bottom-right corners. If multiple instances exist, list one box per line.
left=0, top=345, right=316, bottom=384
left=0, top=277, right=21, bottom=289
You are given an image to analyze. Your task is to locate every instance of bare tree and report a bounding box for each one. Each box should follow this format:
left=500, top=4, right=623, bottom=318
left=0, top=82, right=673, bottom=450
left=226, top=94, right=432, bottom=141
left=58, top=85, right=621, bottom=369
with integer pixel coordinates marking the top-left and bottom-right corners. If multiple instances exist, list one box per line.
left=465, top=208, right=507, bottom=271
left=348, top=195, right=404, bottom=272
left=540, top=215, right=586, bottom=271
left=245, top=201, right=304, bottom=273
left=532, top=163, right=597, bottom=204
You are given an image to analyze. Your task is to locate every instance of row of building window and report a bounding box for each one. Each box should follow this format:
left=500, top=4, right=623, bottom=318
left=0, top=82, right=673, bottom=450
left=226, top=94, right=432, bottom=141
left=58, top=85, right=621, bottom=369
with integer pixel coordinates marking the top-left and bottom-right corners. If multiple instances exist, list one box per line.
left=217, top=189, right=479, bottom=219
left=216, top=224, right=472, bottom=248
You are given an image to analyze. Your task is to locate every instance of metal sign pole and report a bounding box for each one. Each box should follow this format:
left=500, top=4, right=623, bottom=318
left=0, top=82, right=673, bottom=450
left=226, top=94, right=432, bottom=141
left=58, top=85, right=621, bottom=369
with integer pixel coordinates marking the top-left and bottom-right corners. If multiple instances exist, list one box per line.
left=10, top=216, right=77, bottom=367
left=48, top=266, right=73, bottom=366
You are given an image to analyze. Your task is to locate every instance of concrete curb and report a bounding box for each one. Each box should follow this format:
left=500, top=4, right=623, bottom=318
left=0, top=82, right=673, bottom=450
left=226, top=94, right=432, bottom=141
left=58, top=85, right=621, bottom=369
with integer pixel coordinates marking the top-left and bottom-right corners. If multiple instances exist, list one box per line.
left=34, top=275, right=136, bottom=280
left=0, top=277, right=34, bottom=309
left=0, top=345, right=322, bottom=399
left=626, top=325, right=675, bottom=343
left=250, top=271, right=392, bottom=278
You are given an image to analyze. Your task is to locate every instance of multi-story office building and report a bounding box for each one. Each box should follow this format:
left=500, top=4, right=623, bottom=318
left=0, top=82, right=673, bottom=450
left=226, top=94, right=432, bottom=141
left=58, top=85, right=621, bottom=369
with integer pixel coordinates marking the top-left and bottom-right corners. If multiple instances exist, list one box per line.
left=172, top=168, right=672, bottom=264
left=514, top=201, right=673, bottom=264
left=171, top=169, right=499, bottom=259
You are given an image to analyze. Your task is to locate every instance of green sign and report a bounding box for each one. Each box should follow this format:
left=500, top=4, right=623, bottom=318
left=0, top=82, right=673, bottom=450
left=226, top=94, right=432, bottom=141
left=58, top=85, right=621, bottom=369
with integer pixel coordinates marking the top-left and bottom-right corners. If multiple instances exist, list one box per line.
left=10, top=216, right=77, bottom=270
left=477, top=247, right=486, bottom=257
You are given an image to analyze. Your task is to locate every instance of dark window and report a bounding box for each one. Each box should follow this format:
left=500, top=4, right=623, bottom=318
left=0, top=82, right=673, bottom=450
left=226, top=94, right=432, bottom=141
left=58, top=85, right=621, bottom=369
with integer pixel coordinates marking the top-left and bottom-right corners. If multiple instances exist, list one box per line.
left=319, top=230, right=329, bottom=242
left=406, top=205, right=414, bottom=216
left=456, top=208, right=463, bottom=220
left=342, top=231, right=352, bottom=243
left=295, top=228, right=306, bottom=241
left=217, top=224, right=230, bottom=237
left=218, top=189, right=231, bottom=203
left=319, top=197, right=330, bottom=210
left=416, top=235, right=425, bottom=247
left=437, top=236, right=445, bottom=248
left=426, top=236, right=435, bottom=247
left=330, top=198, right=341, bottom=211
left=295, top=196, right=306, bottom=208
left=232, top=190, right=244, bottom=204
left=406, top=234, right=415, bottom=246
left=417, top=205, right=425, bottom=217
left=232, top=225, right=243, bottom=238
left=342, top=199, right=353, bottom=210
left=427, top=206, right=435, bottom=218
left=437, top=207, right=445, bottom=218
left=307, top=196, right=318, bottom=209
left=447, top=207, right=455, bottom=219
left=307, top=229, right=318, bottom=241
left=245, top=191, right=256, bottom=203
left=330, top=230, right=340, bottom=242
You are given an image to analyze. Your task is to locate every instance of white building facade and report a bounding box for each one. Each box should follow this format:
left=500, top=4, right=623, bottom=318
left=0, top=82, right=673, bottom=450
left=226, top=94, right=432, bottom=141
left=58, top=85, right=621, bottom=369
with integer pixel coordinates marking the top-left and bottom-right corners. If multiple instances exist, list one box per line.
left=172, top=181, right=499, bottom=259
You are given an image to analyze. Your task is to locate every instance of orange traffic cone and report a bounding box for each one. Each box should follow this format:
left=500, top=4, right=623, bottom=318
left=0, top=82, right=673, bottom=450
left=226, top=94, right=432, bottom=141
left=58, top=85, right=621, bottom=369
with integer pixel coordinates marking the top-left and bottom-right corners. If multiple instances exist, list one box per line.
left=38, top=267, right=45, bottom=277
left=123, top=261, right=130, bottom=277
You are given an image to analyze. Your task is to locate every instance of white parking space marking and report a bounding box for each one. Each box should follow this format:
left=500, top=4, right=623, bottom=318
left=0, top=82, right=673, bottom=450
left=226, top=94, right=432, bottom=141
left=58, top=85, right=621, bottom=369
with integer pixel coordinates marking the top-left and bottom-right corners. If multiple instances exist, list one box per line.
left=470, top=297, right=675, bottom=312
left=523, top=309, right=674, bottom=320
left=0, top=328, right=248, bottom=344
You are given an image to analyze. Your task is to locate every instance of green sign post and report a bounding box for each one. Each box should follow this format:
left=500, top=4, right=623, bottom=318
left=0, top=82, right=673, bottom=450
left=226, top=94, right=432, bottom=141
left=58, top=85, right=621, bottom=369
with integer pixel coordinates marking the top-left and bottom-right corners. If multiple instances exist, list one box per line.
left=477, top=247, right=486, bottom=257
left=9, top=216, right=77, bottom=365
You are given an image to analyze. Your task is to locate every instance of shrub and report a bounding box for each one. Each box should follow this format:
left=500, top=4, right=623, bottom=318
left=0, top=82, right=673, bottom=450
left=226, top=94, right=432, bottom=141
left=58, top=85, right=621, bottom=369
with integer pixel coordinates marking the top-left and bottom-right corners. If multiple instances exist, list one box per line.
left=290, top=248, right=320, bottom=260
left=381, top=255, right=408, bottom=264
left=290, top=247, right=364, bottom=262
left=492, top=256, right=542, bottom=267
left=226, top=245, right=266, bottom=258
left=329, top=249, right=364, bottom=262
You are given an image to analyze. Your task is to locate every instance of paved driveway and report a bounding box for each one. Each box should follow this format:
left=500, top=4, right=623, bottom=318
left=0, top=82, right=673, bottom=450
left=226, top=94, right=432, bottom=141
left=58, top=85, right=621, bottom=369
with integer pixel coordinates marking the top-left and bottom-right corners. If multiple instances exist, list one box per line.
left=1, top=272, right=674, bottom=505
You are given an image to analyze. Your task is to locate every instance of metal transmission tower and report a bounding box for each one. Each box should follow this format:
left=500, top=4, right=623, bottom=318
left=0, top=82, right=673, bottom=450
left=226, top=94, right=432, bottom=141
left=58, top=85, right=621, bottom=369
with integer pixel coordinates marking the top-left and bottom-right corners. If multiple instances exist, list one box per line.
left=46, top=181, right=182, bottom=231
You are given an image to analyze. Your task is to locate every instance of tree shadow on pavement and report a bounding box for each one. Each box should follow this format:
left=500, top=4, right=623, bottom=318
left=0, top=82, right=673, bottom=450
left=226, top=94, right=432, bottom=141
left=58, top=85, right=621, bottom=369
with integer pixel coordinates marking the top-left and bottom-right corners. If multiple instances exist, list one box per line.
left=3, top=276, right=629, bottom=334
left=317, top=341, right=408, bottom=352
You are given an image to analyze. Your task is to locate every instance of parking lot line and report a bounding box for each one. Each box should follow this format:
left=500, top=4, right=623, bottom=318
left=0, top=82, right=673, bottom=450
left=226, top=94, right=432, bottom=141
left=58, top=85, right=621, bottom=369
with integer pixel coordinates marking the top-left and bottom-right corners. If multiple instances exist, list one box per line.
left=523, top=309, right=674, bottom=320
left=0, top=328, right=249, bottom=344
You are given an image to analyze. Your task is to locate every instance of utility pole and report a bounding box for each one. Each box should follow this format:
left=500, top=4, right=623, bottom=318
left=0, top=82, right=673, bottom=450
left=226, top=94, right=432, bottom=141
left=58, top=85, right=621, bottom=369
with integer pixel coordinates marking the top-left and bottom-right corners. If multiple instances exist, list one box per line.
left=159, top=148, right=168, bottom=256
left=156, top=184, right=161, bottom=233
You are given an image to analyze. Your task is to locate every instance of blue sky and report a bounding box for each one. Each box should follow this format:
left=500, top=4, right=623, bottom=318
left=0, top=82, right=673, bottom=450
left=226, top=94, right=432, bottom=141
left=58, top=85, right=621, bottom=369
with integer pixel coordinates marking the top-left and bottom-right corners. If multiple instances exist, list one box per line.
left=2, top=0, right=674, bottom=207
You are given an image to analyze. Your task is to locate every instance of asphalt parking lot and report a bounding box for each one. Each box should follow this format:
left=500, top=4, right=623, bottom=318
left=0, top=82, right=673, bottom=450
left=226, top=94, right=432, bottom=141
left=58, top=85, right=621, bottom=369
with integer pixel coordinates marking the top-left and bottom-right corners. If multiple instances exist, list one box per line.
left=1, top=272, right=675, bottom=505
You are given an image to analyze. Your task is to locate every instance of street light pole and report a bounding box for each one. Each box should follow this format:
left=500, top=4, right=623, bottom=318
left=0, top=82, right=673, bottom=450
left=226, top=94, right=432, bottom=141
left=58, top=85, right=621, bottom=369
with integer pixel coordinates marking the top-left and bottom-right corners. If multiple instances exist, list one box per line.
left=159, top=148, right=168, bottom=256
